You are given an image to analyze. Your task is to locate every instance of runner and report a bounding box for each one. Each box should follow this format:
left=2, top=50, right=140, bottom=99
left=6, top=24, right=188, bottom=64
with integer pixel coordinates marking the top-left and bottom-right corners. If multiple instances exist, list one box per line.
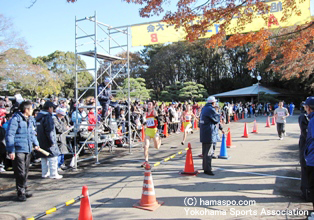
left=274, top=101, right=290, bottom=140
left=181, top=104, right=196, bottom=145
left=141, top=101, right=161, bottom=167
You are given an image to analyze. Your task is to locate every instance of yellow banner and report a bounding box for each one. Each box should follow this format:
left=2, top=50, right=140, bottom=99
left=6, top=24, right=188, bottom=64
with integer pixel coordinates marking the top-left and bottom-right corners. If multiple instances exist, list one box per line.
left=131, top=0, right=311, bottom=46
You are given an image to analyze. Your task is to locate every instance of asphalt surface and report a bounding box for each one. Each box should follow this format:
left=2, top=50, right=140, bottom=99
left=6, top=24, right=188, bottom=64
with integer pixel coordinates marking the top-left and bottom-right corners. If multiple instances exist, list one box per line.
left=0, top=114, right=311, bottom=219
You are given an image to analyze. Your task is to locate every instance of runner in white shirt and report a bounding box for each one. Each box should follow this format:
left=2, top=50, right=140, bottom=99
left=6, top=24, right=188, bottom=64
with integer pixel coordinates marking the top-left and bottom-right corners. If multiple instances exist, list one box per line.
left=274, top=101, right=290, bottom=140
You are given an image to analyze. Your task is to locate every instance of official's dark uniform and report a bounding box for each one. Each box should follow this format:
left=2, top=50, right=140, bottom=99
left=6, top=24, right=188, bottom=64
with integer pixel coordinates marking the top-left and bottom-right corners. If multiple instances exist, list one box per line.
left=299, top=113, right=309, bottom=200
left=199, top=102, right=220, bottom=173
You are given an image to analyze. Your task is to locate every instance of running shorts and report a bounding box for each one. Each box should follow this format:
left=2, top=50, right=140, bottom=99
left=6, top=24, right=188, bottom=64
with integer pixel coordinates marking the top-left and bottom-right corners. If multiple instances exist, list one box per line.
left=183, top=122, right=192, bottom=129
left=145, top=128, right=158, bottom=138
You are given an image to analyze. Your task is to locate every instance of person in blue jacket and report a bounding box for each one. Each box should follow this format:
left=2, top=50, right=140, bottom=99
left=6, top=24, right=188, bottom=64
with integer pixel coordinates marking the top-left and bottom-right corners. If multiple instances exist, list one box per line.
left=5, top=101, right=39, bottom=201
left=289, top=102, right=295, bottom=116
left=299, top=105, right=310, bottom=201
left=304, top=96, right=314, bottom=209
left=199, top=96, right=221, bottom=175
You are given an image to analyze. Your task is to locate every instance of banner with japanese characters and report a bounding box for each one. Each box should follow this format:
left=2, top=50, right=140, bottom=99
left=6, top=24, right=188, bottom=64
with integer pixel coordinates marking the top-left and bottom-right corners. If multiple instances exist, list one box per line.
left=131, top=0, right=311, bottom=46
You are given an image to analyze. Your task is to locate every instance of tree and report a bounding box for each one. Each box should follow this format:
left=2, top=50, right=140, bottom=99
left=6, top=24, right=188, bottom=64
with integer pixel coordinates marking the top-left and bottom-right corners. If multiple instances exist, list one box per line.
left=39, top=50, right=93, bottom=98
left=179, top=81, right=208, bottom=101
left=20, top=69, right=61, bottom=98
left=68, top=0, right=313, bottom=91
left=0, top=14, right=27, bottom=83
left=0, top=14, right=26, bottom=54
left=258, top=92, right=278, bottom=104
left=116, top=78, right=151, bottom=101
left=1, top=48, right=61, bottom=97
left=160, top=81, right=183, bottom=101
left=120, top=0, right=314, bottom=90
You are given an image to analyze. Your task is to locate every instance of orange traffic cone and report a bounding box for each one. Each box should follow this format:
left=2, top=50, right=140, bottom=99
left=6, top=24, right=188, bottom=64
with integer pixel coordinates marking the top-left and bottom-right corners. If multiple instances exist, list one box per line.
left=181, top=123, right=185, bottom=132
left=271, top=117, right=276, bottom=125
left=180, top=143, right=199, bottom=176
left=141, top=125, right=145, bottom=142
left=194, top=120, right=199, bottom=130
left=78, top=186, right=93, bottom=220
left=163, top=123, right=169, bottom=137
left=133, top=163, right=164, bottom=211
left=226, top=128, right=236, bottom=148
left=242, top=123, right=249, bottom=138
left=265, top=116, right=270, bottom=127
left=252, top=120, right=258, bottom=133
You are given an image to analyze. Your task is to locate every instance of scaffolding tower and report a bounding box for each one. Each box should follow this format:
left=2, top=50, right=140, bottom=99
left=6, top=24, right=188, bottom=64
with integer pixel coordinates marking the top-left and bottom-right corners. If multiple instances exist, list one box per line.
left=74, top=12, right=133, bottom=168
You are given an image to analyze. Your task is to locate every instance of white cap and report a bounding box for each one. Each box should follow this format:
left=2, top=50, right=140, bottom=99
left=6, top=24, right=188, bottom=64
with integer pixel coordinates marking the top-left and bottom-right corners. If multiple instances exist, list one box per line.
left=207, top=96, right=217, bottom=103
left=104, top=77, right=110, bottom=83
left=56, top=108, right=66, bottom=116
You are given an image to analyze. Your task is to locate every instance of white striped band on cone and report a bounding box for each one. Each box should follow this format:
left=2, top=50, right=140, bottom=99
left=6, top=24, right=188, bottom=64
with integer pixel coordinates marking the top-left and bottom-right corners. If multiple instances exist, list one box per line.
left=140, top=170, right=158, bottom=207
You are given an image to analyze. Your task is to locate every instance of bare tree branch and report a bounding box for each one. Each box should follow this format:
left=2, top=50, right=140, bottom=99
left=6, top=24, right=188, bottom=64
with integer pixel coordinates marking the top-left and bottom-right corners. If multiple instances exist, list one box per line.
left=26, top=0, right=38, bottom=9
left=269, top=21, right=314, bottom=40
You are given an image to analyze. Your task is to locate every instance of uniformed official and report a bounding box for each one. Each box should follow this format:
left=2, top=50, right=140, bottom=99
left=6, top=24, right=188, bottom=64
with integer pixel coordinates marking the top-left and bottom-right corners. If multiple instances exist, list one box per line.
left=199, top=96, right=220, bottom=176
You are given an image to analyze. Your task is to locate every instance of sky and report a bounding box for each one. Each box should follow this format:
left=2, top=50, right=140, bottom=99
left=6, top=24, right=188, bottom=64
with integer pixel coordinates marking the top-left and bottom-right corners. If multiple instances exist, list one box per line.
left=1, top=0, right=314, bottom=60
left=0, top=0, right=170, bottom=58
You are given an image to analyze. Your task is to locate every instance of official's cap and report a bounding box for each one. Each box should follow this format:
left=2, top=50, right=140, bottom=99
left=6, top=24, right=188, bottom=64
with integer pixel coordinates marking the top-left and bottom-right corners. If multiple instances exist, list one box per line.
left=305, top=97, right=314, bottom=106
left=207, top=96, right=217, bottom=103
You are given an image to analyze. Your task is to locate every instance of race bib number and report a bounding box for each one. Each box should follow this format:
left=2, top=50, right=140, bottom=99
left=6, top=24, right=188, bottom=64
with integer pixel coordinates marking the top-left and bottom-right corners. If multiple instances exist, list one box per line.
left=185, top=115, right=191, bottom=121
left=278, top=112, right=285, bottom=117
left=146, top=118, right=155, bottom=127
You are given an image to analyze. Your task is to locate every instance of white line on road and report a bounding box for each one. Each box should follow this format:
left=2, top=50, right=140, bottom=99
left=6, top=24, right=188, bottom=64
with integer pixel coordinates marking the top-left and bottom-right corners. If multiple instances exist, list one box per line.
left=216, top=167, right=301, bottom=180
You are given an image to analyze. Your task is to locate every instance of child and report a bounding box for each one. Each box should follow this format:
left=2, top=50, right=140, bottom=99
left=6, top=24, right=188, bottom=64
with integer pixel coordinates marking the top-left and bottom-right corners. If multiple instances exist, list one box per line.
left=119, top=109, right=126, bottom=134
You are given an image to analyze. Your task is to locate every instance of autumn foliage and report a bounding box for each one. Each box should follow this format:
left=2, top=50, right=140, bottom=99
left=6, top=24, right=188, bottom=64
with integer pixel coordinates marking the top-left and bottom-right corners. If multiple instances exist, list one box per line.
left=69, top=0, right=314, bottom=88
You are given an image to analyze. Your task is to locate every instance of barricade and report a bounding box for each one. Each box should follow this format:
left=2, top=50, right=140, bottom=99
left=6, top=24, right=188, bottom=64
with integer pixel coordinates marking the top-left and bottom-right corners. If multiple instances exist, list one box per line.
left=28, top=189, right=85, bottom=220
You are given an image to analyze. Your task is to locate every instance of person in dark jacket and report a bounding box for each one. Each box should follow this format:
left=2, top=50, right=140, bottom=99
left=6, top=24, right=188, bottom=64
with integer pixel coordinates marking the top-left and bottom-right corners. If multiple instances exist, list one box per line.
left=299, top=108, right=310, bottom=201
left=98, top=77, right=120, bottom=121
left=199, top=96, right=220, bottom=176
left=5, top=101, right=39, bottom=201
left=36, top=101, right=62, bottom=179
left=304, top=96, right=314, bottom=209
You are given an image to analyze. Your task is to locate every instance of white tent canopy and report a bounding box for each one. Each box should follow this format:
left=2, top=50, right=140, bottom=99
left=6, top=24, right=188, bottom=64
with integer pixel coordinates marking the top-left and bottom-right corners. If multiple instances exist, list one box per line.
left=212, top=84, right=280, bottom=98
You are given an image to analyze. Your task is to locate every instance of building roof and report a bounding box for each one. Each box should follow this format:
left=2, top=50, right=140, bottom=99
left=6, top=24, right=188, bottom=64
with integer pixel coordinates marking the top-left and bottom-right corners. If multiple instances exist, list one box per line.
left=212, top=84, right=280, bottom=98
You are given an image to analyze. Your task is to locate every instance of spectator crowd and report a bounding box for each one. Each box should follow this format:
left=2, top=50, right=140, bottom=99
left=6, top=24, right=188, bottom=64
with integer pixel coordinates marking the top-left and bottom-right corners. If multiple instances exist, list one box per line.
left=0, top=94, right=300, bottom=202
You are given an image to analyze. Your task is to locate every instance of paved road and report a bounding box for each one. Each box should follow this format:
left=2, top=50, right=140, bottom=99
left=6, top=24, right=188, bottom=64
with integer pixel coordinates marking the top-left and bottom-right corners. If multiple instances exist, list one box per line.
left=0, top=115, right=311, bottom=219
